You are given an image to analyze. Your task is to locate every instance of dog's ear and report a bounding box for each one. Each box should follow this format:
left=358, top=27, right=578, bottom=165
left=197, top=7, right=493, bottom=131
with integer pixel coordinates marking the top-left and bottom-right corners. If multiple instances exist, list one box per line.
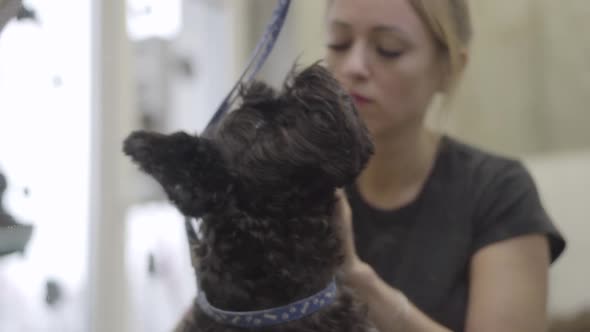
left=123, top=131, right=233, bottom=217
left=283, top=63, right=375, bottom=188
left=240, top=81, right=277, bottom=110
left=284, top=63, right=343, bottom=110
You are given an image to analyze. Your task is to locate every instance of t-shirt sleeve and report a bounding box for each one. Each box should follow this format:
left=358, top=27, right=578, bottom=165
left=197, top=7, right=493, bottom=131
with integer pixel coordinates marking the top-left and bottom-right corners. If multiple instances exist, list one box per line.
left=472, top=160, right=566, bottom=263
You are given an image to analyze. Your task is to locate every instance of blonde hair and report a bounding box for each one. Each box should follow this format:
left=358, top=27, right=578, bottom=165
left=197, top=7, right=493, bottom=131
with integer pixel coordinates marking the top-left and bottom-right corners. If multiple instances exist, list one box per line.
left=407, top=0, right=472, bottom=90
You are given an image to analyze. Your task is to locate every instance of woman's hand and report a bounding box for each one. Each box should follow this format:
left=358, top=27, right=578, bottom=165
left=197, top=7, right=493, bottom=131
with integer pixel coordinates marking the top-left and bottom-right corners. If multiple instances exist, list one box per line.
left=333, top=189, right=366, bottom=275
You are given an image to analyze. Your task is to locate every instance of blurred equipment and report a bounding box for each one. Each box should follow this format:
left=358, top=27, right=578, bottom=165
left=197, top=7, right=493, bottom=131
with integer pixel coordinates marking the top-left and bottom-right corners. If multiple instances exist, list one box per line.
left=0, top=171, right=33, bottom=257
left=44, top=278, right=63, bottom=307
left=16, top=2, right=37, bottom=22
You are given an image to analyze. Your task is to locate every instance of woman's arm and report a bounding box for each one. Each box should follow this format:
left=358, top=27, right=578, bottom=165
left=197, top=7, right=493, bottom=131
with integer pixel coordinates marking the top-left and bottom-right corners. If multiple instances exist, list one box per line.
left=335, top=191, right=451, bottom=332
left=465, top=234, right=550, bottom=332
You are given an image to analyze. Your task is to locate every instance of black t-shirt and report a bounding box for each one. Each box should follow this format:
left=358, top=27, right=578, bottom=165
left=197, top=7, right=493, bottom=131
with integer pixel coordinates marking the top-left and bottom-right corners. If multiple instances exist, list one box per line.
left=346, top=135, right=566, bottom=332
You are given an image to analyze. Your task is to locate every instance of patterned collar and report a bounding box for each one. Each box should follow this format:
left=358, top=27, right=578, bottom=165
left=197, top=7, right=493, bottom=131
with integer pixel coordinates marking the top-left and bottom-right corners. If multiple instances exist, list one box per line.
left=196, top=280, right=337, bottom=328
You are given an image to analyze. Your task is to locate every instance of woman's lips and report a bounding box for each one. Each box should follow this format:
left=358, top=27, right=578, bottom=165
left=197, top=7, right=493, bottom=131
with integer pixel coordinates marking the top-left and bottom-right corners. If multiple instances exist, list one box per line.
left=350, top=93, right=373, bottom=105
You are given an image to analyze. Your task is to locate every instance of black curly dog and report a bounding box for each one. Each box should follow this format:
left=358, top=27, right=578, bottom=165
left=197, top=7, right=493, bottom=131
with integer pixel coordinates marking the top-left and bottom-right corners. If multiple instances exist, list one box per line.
left=123, top=64, right=374, bottom=332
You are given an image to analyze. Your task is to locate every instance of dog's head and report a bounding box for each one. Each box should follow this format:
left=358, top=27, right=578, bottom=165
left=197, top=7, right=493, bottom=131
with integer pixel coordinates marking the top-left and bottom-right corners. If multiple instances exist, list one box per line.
left=217, top=64, right=374, bottom=216
left=123, top=63, right=373, bottom=218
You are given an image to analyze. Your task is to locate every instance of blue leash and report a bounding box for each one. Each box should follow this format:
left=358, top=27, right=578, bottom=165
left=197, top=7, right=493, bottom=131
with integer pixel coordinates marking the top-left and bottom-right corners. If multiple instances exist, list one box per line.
left=202, top=0, right=292, bottom=137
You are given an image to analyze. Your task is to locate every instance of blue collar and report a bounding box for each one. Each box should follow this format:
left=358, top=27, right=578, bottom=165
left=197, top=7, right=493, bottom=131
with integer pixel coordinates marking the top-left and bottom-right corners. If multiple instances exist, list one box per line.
left=196, top=280, right=337, bottom=328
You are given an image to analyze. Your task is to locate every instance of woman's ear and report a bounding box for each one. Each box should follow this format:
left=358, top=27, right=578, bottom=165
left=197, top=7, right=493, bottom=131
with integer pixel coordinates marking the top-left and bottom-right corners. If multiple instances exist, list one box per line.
left=123, top=131, right=233, bottom=218
left=439, top=48, right=469, bottom=93
left=459, top=49, right=469, bottom=70
left=453, top=48, right=469, bottom=85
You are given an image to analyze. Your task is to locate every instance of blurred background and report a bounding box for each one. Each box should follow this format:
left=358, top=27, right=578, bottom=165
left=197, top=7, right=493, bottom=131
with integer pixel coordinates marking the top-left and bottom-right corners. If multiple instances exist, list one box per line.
left=0, top=0, right=588, bottom=331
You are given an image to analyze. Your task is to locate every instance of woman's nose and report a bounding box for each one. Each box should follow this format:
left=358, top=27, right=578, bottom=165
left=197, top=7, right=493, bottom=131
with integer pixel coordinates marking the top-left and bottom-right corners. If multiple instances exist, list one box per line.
left=342, top=43, right=370, bottom=81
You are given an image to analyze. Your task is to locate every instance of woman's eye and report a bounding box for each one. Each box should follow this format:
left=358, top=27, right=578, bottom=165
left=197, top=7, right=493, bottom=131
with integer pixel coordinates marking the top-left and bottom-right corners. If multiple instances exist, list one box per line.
left=327, top=43, right=351, bottom=52
left=377, top=48, right=403, bottom=59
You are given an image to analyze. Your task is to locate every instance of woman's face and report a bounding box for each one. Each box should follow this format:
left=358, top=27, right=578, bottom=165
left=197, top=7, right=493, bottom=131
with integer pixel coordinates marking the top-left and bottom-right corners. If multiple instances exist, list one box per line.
left=325, top=0, right=445, bottom=139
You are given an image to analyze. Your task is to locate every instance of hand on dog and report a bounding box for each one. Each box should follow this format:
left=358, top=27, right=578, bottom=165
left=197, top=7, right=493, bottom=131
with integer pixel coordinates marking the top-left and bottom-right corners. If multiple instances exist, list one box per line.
left=334, top=189, right=377, bottom=303
left=334, top=189, right=362, bottom=273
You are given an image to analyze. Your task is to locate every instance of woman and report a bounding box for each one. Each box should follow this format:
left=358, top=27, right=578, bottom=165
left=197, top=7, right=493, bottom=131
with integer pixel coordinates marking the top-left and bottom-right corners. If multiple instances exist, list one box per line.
left=325, top=0, right=566, bottom=331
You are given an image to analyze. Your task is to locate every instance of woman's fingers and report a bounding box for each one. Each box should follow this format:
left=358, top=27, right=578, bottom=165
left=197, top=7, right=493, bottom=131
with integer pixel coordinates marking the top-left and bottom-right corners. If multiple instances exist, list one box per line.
left=333, top=189, right=359, bottom=267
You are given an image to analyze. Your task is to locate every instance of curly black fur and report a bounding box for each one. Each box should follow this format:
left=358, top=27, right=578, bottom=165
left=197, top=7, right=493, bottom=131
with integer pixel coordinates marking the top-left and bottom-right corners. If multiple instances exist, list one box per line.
left=123, top=64, right=374, bottom=332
